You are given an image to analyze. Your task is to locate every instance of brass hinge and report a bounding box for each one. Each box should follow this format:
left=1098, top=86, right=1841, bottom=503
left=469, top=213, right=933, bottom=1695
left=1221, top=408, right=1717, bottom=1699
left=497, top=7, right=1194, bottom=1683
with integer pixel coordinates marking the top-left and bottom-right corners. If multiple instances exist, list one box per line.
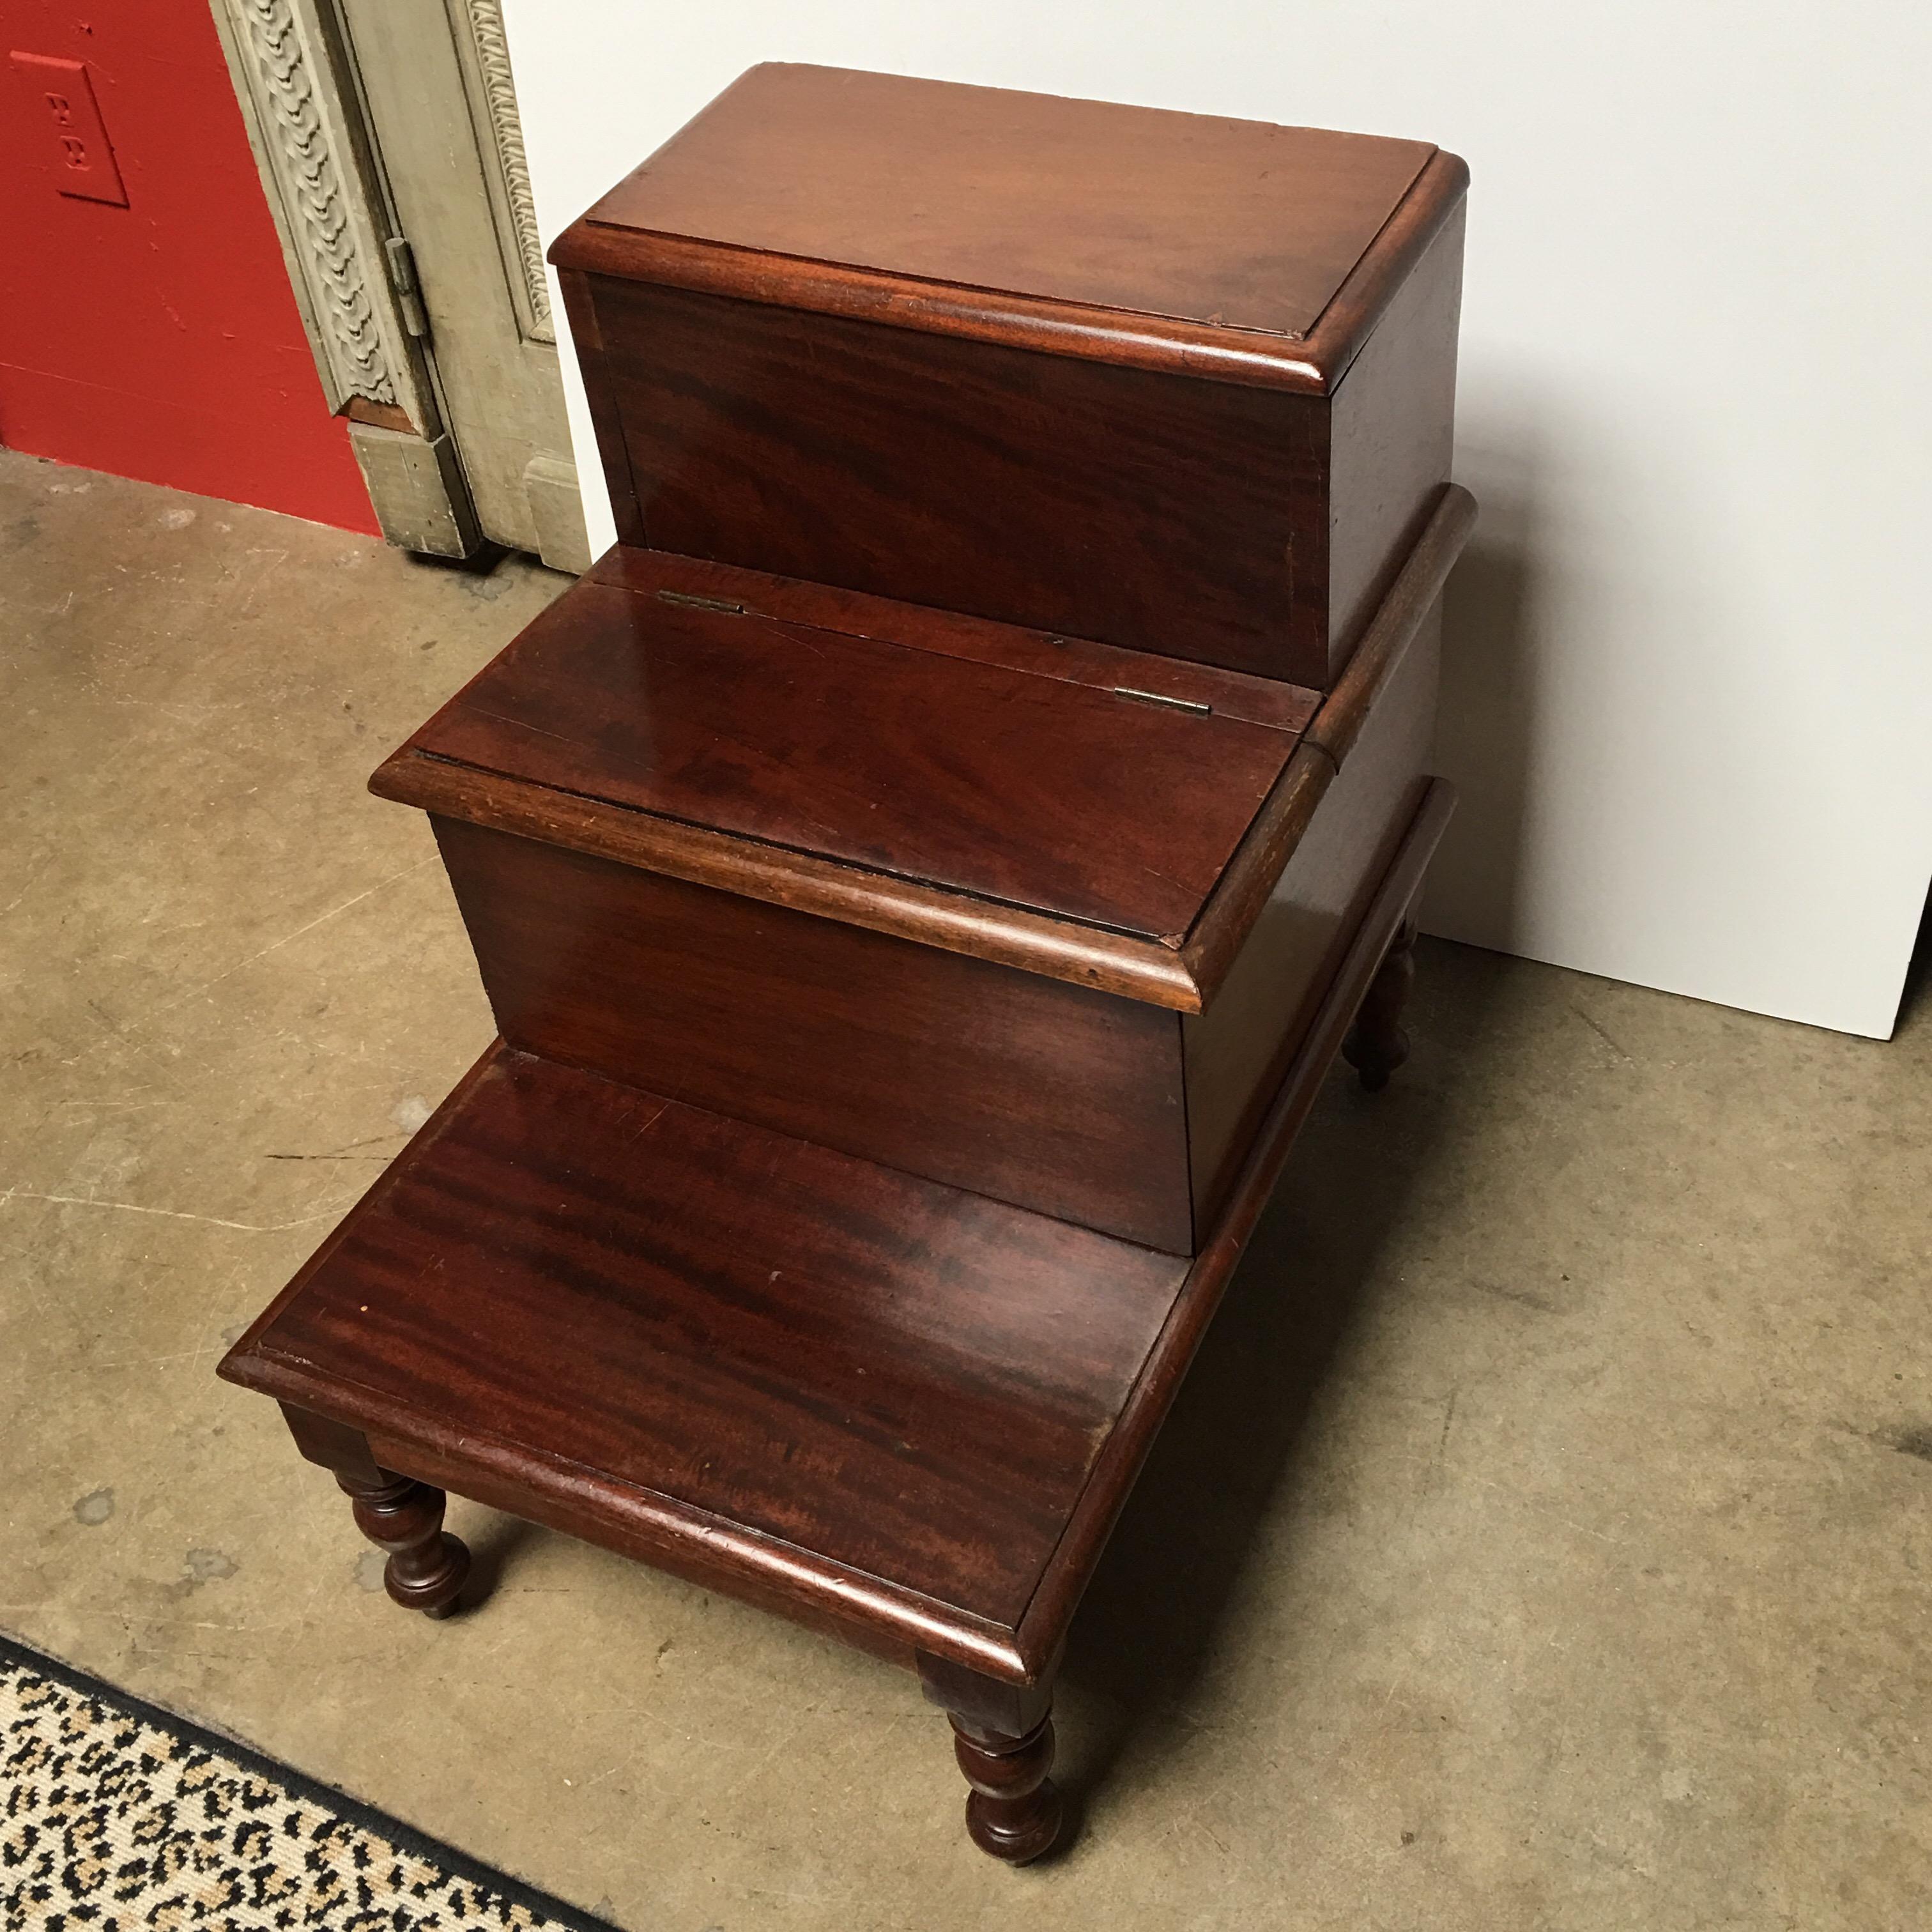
left=385, top=237, right=430, bottom=340
left=656, top=589, right=750, bottom=616
left=1112, top=686, right=1213, bottom=716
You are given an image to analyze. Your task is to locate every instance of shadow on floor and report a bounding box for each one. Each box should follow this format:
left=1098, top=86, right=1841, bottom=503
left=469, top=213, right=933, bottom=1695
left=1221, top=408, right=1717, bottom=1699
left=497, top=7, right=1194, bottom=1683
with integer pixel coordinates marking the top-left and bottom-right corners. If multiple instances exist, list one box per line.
left=457, top=1513, right=548, bottom=1609
left=1058, top=936, right=1505, bottom=1804
left=1893, top=882, right=1932, bottom=1039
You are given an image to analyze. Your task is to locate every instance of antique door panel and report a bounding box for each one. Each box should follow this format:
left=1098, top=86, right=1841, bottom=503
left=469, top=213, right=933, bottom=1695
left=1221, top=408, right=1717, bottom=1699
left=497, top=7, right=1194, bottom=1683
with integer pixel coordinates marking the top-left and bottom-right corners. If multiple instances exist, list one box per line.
left=334, top=0, right=589, bottom=571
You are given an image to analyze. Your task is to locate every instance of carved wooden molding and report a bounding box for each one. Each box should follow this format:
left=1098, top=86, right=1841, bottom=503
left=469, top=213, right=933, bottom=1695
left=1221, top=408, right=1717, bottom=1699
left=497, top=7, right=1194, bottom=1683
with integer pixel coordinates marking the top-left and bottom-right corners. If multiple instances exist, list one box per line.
left=241, top=0, right=397, bottom=402
left=213, top=0, right=422, bottom=418
left=451, top=0, right=554, bottom=343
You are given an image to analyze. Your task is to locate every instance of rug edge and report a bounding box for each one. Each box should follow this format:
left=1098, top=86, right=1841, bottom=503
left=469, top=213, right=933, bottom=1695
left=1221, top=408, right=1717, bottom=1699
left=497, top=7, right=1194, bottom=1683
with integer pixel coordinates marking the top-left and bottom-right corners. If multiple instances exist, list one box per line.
left=0, top=1627, right=629, bottom=1932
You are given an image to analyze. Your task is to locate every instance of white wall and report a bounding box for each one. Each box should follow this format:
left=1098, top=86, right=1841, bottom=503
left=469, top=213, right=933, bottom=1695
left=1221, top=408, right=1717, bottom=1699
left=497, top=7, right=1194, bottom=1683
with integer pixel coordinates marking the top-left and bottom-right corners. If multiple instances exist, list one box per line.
left=502, top=1, right=1932, bottom=1038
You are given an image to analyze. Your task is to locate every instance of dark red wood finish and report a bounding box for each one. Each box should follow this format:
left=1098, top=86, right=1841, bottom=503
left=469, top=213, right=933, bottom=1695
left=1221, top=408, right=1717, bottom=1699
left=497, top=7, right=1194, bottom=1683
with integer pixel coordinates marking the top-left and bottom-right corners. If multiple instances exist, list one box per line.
left=568, top=264, right=1466, bottom=686
left=1325, top=205, right=1466, bottom=675
left=582, top=65, right=1434, bottom=344
left=948, top=1715, right=1062, bottom=1864
left=374, top=527, right=1481, bottom=1018
left=226, top=1046, right=1189, bottom=1631
left=1004, top=780, right=1455, bottom=1673
left=377, top=744, right=1211, bottom=1011
left=393, top=491, right=1469, bottom=1260
left=585, top=546, right=1321, bottom=732
left=402, top=567, right=1298, bottom=940
left=223, top=68, right=1472, bottom=1864
left=1343, top=912, right=1420, bottom=1092
left=581, top=275, right=1333, bottom=680
left=336, top=1469, right=469, bottom=1618
left=1182, top=615, right=1441, bottom=1227
left=431, top=818, right=1195, bottom=1253
left=220, top=779, right=1454, bottom=1684
left=553, top=65, right=1464, bottom=399
left=551, top=67, right=1466, bottom=686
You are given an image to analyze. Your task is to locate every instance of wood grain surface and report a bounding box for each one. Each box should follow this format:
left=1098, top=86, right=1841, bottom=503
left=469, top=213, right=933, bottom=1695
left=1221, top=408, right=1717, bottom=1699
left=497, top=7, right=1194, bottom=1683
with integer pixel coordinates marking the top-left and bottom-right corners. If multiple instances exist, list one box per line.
left=374, top=747, right=1212, bottom=1010
left=222, top=1046, right=1189, bottom=1633
left=1184, top=611, right=1441, bottom=1228
left=586, top=547, right=1322, bottom=733
left=1012, top=778, right=1456, bottom=1666
left=586, top=274, right=1332, bottom=678
left=581, top=65, right=1432, bottom=339
left=404, top=569, right=1294, bottom=939
left=553, top=67, right=1467, bottom=397
left=221, top=781, right=1454, bottom=1682
left=433, top=818, right=1195, bottom=1252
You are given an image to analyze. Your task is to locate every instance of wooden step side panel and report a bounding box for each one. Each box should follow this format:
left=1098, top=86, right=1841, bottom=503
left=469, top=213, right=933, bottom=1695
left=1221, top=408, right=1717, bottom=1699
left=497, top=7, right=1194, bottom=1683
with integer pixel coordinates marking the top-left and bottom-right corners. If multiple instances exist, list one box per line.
left=1324, top=201, right=1465, bottom=684
left=433, top=818, right=1195, bottom=1254
left=1183, top=610, right=1442, bottom=1228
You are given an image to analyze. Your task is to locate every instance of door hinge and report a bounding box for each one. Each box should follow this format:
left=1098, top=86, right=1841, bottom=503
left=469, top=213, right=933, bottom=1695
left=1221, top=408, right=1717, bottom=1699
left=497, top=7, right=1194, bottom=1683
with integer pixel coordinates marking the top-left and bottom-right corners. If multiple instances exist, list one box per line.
left=384, top=236, right=430, bottom=340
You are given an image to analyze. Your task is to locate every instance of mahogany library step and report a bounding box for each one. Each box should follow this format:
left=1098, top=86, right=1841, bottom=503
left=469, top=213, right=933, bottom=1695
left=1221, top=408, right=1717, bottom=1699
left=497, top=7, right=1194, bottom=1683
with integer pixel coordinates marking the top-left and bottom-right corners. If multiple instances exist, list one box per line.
left=218, top=62, right=1474, bottom=1864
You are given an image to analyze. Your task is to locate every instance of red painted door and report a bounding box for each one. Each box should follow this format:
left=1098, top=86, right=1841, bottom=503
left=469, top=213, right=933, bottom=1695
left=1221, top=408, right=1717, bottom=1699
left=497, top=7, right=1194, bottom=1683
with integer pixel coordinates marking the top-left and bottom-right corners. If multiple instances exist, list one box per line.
left=0, top=1, right=378, bottom=532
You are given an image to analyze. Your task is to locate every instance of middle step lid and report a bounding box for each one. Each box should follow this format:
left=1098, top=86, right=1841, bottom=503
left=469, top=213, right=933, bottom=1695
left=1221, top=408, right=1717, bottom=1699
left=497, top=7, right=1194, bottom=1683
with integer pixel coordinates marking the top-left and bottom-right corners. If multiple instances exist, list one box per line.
left=379, top=548, right=1318, bottom=949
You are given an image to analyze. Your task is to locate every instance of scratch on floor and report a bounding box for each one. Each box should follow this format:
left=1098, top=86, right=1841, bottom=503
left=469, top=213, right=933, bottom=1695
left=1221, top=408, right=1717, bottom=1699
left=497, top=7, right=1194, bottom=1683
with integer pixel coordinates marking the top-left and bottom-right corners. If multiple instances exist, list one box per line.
left=85, top=1340, right=227, bottom=1373
left=235, top=548, right=288, bottom=614
left=155, top=857, right=437, bottom=1013
left=1571, top=1004, right=1635, bottom=1064
left=0, top=862, right=50, bottom=917
left=263, top=1134, right=404, bottom=1162
left=0, top=1188, right=361, bottom=1234
left=54, top=1098, right=178, bottom=1110
left=719, top=1715, right=809, bottom=1801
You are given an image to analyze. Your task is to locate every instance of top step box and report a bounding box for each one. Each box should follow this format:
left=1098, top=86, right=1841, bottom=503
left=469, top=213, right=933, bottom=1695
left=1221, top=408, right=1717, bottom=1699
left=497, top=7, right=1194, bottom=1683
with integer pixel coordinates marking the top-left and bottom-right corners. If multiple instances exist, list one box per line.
left=549, top=65, right=1466, bottom=689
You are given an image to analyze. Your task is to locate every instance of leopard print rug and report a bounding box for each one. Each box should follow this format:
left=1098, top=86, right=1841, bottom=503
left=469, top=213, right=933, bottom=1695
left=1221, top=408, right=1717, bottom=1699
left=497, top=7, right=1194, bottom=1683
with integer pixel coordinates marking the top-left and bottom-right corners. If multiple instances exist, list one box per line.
left=0, top=1636, right=619, bottom=1930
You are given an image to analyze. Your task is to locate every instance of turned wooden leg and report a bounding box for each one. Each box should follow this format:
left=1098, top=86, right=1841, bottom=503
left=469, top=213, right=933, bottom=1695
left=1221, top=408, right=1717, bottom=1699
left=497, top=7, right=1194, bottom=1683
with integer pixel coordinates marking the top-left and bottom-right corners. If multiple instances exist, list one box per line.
left=1342, top=910, right=1419, bottom=1092
left=336, top=1469, right=470, bottom=1619
left=949, top=1712, right=1062, bottom=1864
left=918, top=1648, right=1064, bottom=1864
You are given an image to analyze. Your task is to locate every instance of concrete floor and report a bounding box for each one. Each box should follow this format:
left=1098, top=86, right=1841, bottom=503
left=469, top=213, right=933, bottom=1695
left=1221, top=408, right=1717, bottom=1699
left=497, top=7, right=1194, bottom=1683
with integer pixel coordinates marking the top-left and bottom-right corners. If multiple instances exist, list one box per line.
left=3, top=445, right=1928, bottom=1930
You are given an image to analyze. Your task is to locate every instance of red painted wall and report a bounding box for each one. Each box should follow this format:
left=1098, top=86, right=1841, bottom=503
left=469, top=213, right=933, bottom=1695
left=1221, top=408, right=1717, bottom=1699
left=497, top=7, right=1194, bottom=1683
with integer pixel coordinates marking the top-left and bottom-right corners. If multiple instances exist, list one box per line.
left=0, top=1, right=379, bottom=532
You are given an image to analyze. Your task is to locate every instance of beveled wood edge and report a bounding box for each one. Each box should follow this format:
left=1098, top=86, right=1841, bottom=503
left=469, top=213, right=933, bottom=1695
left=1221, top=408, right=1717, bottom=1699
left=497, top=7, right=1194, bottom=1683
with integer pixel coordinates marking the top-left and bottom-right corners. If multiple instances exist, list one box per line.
left=1298, top=150, right=1470, bottom=388
left=547, top=151, right=1468, bottom=397
left=217, top=1036, right=1036, bottom=1682
left=1179, top=482, right=1475, bottom=1000
left=1179, top=744, right=1338, bottom=1004
left=1303, top=482, right=1477, bottom=769
left=1011, top=776, right=1458, bottom=1671
left=225, top=1340, right=1032, bottom=1680
left=370, top=750, right=1210, bottom=1011
left=554, top=271, right=647, bottom=548
left=220, top=1041, right=512, bottom=1370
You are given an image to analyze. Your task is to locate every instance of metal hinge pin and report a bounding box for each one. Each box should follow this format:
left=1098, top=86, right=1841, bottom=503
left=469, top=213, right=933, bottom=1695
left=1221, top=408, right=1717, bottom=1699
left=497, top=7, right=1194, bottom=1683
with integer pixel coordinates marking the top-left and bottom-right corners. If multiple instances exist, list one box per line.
left=1111, top=687, right=1213, bottom=716
left=385, top=237, right=430, bottom=340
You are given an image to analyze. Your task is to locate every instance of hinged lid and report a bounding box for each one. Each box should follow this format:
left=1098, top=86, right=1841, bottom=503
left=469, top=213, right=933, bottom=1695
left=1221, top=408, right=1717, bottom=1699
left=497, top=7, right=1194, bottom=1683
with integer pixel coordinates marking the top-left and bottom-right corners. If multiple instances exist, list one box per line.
left=551, top=65, right=1464, bottom=393
left=377, top=550, right=1315, bottom=952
